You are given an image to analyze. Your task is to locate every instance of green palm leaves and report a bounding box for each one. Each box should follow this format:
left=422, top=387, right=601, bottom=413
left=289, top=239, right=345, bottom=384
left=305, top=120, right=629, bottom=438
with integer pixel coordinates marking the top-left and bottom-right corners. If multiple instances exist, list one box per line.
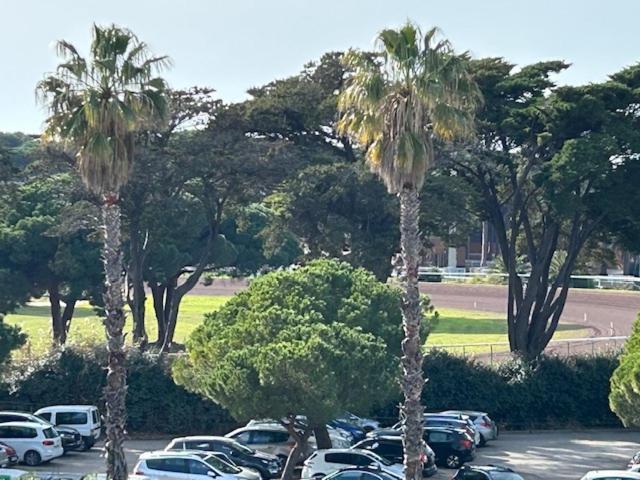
left=37, top=24, right=170, bottom=196
left=338, top=22, right=481, bottom=193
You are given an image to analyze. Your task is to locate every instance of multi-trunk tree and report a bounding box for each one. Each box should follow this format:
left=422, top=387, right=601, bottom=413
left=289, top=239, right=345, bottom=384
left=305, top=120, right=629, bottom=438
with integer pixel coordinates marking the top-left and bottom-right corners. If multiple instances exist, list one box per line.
left=442, top=59, right=640, bottom=360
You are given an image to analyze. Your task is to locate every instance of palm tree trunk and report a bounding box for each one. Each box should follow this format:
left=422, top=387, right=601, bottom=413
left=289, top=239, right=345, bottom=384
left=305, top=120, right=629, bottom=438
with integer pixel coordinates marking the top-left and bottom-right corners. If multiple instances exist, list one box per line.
left=101, top=198, right=128, bottom=480
left=398, top=186, right=425, bottom=480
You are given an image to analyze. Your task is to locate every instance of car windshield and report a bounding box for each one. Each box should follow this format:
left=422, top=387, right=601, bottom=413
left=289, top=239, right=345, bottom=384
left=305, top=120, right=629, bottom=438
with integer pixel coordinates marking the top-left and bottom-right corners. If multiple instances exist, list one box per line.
left=490, top=473, right=525, bottom=480
left=202, top=453, right=241, bottom=473
left=231, top=440, right=255, bottom=455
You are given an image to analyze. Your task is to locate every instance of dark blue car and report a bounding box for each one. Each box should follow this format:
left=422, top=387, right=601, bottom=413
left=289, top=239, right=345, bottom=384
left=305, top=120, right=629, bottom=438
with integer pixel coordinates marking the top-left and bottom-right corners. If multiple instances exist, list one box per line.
left=328, top=419, right=366, bottom=442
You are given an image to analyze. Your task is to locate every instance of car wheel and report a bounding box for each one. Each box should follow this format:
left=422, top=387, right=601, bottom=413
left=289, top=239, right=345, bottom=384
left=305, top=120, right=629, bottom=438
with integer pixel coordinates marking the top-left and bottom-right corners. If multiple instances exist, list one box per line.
left=445, top=454, right=462, bottom=469
left=479, top=434, right=487, bottom=447
left=23, top=450, right=42, bottom=466
left=82, top=437, right=93, bottom=451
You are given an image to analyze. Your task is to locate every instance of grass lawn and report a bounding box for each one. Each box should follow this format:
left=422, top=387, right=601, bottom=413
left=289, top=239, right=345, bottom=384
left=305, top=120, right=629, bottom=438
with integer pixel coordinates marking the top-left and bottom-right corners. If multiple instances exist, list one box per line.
left=5, top=297, right=589, bottom=357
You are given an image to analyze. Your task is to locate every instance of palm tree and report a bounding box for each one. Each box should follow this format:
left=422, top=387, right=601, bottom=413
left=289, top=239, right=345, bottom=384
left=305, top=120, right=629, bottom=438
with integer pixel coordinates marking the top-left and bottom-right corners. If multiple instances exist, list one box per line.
left=37, top=24, right=169, bottom=479
left=338, top=23, right=480, bottom=480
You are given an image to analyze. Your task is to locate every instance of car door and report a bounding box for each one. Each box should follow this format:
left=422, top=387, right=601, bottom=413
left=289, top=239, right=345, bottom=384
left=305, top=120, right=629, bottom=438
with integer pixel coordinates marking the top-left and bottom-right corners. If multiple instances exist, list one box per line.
left=373, top=441, right=403, bottom=464
left=150, top=458, right=191, bottom=480
left=424, top=431, right=449, bottom=462
left=188, top=458, right=217, bottom=479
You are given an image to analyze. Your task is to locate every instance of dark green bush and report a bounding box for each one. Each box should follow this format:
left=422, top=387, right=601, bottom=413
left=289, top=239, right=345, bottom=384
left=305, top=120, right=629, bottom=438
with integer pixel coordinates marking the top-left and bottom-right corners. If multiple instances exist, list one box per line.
left=420, top=351, right=620, bottom=429
left=2, top=346, right=236, bottom=435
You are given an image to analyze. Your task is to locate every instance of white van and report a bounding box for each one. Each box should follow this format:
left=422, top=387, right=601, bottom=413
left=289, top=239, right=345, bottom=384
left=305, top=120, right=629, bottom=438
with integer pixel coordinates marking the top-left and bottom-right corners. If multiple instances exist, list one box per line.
left=34, top=405, right=101, bottom=450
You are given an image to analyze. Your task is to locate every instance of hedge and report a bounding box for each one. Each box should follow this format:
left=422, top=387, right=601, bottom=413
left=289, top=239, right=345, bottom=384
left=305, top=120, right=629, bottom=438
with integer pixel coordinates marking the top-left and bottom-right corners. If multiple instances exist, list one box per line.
left=0, top=347, right=621, bottom=434
left=1, top=346, right=236, bottom=435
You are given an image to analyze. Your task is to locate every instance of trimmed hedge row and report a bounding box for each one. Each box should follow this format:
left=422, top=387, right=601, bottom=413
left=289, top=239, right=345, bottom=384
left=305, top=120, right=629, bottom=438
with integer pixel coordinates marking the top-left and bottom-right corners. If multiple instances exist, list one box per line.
left=0, top=347, right=621, bottom=434
left=376, top=351, right=621, bottom=429
left=1, top=347, right=236, bottom=435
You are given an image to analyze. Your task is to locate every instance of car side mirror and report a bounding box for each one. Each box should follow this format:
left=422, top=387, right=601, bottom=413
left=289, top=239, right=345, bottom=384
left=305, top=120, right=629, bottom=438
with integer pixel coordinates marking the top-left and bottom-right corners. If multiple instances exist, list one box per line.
left=207, top=472, right=218, bottom=478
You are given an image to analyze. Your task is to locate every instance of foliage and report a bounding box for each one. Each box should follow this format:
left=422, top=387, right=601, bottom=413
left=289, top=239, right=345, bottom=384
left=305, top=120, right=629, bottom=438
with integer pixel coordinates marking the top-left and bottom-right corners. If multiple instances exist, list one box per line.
left=4, top=346, right=235, bottom=434
left=375, top=350, right=620, bottom=429
left=173, top=260, right=410, bottom=424
left=610, top=314, right=640, bottom=427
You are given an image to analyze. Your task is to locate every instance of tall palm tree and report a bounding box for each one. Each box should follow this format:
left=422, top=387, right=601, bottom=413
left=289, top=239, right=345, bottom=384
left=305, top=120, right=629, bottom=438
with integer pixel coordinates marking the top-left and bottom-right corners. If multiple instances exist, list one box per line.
left=338, top=23, right=480, bottom=480
left=37, top=24, right=170, bottom=479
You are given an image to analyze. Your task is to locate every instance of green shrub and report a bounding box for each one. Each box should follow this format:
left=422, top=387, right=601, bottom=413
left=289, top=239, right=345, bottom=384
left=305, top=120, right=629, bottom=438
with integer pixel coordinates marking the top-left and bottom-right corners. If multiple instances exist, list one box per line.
left=610, top=314, right=640, bottom=427
left=3, top=346, right=236, bottom=435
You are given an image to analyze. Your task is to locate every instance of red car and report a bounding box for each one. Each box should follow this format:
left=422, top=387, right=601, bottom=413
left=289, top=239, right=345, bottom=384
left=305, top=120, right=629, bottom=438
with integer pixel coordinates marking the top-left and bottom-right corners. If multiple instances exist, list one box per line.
left=0, top=442, right=19, bottom=466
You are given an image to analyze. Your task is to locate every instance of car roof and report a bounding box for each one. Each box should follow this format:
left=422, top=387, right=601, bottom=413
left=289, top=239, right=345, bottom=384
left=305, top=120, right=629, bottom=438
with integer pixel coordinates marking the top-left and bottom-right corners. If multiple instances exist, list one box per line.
left=227, top=425, right=288, bottom=435
left=35, top=405, right=97, bottom=412
left=333, top=466, right=402, bottom=479
left=141, top=450, right=212, bottom=459
left=583, top=471, right=640, bottom=479
left=172, top=436, right=229, bottom=443
left=469, top=465, right=514, bottom=472
left=0, top=421, right=47, bottom=428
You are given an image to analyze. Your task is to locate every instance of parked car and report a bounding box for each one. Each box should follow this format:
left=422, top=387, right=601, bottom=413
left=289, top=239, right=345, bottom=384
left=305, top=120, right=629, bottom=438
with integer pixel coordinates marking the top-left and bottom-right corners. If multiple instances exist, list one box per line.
left=0, top=443, right=10, bottom=467
left=352, top=436, right=437, bottom=477
left=439, top=411, right=498, bottom=446
left=0, top=421, right=63, bottom=466
left=165, top=435, right=283, bottom=478
left=246, top=419, right=353, bottom=447
left=581, top=471, right=640, bottom=480
left=328, top=419, right=366, bottom=442
left=452, top=465, right=524, bottom=479
left=34, top=405, right=101, bottom=450
left=424, top=414, right=480, bottom=447
left=322, top=466, right=402, bottom=480
left=226, top=424, right=350, bottom=460
left=135, top=450, right=261, bottom=480
left=338, top=413, right=380, bottom=433
left=301, top=448, right=403, bottom=479
left=0, top=411, right=83, bottom=452
left=0, top=442, right=19, bottom=465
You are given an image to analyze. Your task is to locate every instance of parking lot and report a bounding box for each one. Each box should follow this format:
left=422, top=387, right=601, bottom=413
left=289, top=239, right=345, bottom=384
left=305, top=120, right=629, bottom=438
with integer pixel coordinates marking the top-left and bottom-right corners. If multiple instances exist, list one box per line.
left=21, top=429, right=640, bottom=479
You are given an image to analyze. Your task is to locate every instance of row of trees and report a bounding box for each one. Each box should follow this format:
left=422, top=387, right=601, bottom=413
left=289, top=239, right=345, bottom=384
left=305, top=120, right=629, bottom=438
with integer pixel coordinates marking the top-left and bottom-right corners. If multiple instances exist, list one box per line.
left=1, top=20, right=640, bottom=479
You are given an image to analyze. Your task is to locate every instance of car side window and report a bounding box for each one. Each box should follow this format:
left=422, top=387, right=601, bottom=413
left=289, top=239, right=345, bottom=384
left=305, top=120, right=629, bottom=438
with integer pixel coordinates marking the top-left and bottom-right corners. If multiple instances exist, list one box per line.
left=0, top=426, right=9, bottom=438
left=157, top=458, right=189, bottom=473
left=233, top=432, right=251, bottom=444
left=325, top=453, right=351, bottom=464
left=189, top=459, right=212, bottom=475
left=38, top=412, right=52, bottom=422
left=427, top=431, right=448, bottom=443
left=57, top=412, right=88, bottom=425
left=16, top=426, right=37, bottom=439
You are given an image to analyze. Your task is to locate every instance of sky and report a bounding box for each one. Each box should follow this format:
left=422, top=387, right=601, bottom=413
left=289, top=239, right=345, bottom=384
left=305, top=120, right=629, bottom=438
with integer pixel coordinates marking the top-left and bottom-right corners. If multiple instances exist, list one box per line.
left=2, top=0, right=639, bottom=134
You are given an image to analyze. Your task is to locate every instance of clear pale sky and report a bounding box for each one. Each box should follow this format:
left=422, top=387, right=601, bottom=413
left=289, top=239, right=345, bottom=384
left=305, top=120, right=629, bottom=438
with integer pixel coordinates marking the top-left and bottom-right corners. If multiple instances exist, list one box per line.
left=2, top=0, right=638, bottom=134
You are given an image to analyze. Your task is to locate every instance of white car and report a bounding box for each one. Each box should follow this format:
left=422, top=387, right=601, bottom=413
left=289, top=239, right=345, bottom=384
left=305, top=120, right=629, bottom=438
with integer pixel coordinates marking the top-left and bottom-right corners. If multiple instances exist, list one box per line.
left=581, top=471, right=640, bottom=479
left=439, top=410, right=498, bottom=445
left=301, top=448, right=403, bottom=479
left=0, top=421, right=64, bottom=466
left=227, top=424, right=350, bottom=460
left=245, top=419, right=352, bottom=447
left=134, top=451, right=261, bottom=480
left=34, top=405, right=101, bottom=450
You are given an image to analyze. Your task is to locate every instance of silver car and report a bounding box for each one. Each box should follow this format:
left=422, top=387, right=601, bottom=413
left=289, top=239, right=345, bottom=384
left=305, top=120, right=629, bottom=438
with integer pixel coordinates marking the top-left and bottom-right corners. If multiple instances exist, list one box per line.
left=439, top=411, right=498, bottom=446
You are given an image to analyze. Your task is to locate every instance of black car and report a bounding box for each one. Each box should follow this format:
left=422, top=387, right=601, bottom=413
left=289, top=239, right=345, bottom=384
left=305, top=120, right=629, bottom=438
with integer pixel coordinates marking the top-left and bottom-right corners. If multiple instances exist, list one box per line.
left=0, top=411, right=83, bottom=452
left=166, top=436, right=283, bottom=478
left=353, top=436, right=437, bottom=477
left=373, top=427, right=475, bottom=469
left=452, top=465, right=525, bottom=480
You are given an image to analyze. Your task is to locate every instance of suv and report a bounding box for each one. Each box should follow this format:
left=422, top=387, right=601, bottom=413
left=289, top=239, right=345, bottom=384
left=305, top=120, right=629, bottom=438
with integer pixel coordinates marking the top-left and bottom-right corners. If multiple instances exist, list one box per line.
left=453, top=465, right=524, bottom=479
left=353, top=436, right=437, bottom=477
left=301, top=449, right=403, bottom=479
left=439, top=411, right=498, bottom=446
left=0, top=411, right=82, bottom=452
left=135, top=450, right=260, bottom=480
left=0, top=421, right=63, bottom=466
left=166, top=436, right=283, bottom=478
left=34, top=405, right=101, bottom=450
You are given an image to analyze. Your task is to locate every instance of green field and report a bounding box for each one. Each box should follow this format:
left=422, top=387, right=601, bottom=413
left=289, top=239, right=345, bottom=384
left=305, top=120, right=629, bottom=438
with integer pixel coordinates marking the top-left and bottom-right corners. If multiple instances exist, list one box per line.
left=5, top=296, right=589, bottom=356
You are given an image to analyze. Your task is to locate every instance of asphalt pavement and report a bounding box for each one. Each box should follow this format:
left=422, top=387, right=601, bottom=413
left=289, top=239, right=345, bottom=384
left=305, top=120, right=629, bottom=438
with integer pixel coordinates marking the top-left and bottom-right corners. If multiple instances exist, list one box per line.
left=22, top=429, right=640, bottom=480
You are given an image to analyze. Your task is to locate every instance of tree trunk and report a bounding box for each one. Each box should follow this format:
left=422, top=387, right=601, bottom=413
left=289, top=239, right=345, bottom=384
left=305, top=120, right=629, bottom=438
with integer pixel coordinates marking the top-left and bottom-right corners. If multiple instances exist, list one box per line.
left=61, top=298, right=76, bottom=343
left=312, top=424, right=332, bottom=449
left=49, top=283, right=65, bottom=344
left=398, top=186, right=425, bottom=480
left=101, top=199, right=128, bottom=480
left=150, top=282, right=167, bottom=344
left=128, top=225, right=147, bottom=345
left=480, top=221, right=489, bottom=267
left=281, top=425, right=311, bottom=480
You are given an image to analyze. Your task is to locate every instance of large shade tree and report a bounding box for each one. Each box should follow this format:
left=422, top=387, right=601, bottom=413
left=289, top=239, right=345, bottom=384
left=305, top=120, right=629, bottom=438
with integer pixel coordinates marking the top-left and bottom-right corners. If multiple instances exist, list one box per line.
left=337, top=23, right=480, bottom=480
left=37, top=24, right=170, bottom=479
